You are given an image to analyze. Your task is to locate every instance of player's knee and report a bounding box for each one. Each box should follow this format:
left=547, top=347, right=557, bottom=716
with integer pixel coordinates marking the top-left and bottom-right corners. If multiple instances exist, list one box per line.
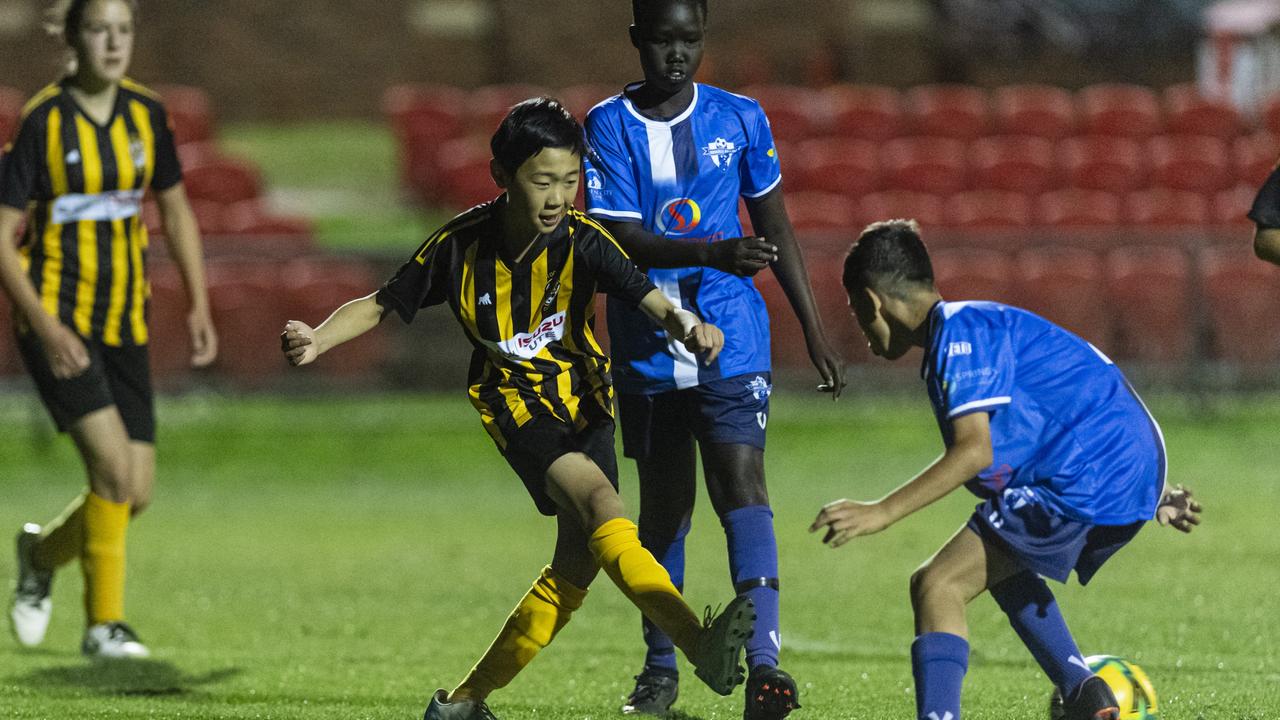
left=910, top=562, right=957, bottom=610
left=86, top=453, right=132, bottom=502
left=584, top=484, right=624, bottom=529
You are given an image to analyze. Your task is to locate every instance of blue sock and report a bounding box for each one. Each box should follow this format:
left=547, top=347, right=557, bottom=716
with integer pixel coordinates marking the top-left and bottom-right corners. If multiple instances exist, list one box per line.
left=638, top=522, right=689, bottom=674
left=911, top=632, right=969, bottom=720
left=722, top=504, right=780, bottom=669
left=989, top=571, right=1093, bottom=697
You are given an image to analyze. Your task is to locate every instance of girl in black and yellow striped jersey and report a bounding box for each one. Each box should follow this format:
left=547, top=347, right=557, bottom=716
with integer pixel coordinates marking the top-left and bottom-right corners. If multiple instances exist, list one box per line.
left=0, top=0, right=217, bottom=658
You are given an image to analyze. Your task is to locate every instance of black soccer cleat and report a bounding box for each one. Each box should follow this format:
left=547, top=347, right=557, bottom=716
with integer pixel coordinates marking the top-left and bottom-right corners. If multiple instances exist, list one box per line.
left=621, top=667, right=679, bottom=716
left=1049, top=676, right=1120, bottom=720
left=743, top=665, right=801, bottom=720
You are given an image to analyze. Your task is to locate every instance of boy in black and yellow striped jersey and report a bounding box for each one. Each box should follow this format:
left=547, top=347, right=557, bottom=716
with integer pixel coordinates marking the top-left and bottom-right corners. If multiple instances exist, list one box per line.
left=281, top=98, right=755, bottom=720
left=0, top=0, right=217, bottom=658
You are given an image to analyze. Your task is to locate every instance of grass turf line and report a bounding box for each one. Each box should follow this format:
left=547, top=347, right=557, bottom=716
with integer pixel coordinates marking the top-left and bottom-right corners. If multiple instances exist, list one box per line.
left=0, top=393, right=1277, bottom=718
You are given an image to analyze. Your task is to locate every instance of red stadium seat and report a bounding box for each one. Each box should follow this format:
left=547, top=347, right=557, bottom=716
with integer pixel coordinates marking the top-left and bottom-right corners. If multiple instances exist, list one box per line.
left=1015, top=247, right=1111, bottom=345
left=856, top=190, right=946, bottom=228
left=880, top=137, right=967, bottom=195
left=823, top=84, right=904, bottom=142
left=992, top=84, right=1076, bottom=139
left=967, top=135, right=1056, bottom=193
left=1199, top=246, right=1280, bottom=364
left=943, top=190, right=1032, bottom=228
left=784, top=191, right=856, bottom=230
left=220, top=202, right=316, bottom=258
left=0, top=85, right=25, bottom=145
left=1232, top=132, right=1279, bottom=187
left=904, top=85, right=992, bottom=140
left=1211, top=184, right=1258, bottom=227
left=1077, top=84, right=1163, bottom=138
left=282, top=258, right=386, bottom=378
left=1148, top=135, right=1232, bottom=193
left=435, top=137, right=499, bottom=210
left=1163, top=83, right=1243, bottom=139
left=1034, top=189, right=1121, bottom=227
left=932, top=247, right=1018, bottom=305
left=207, top=260, right=289, bottom=386
left=557, top=83, right=616, bottom=122
left=182, top=159, right=263, bottom=204
left=189, top=199, right=227, bottom=235
left=1057, top=136, right=1146, bottom=193
left=468, top=84, right=554, bottom=135
left=176, top=141, right=222, bottom=169
left=789, top=138, right=880, bottom=196
left=743, top=85, right=822, bottom=142
left=152, top=84, right=214, bottom=145
left=1264, top=94, right=1280, bottom=137
left=383, top=84, right=467, bottom=143
left=1123, top=188, right=1210, bottom=226
left=146, top=262, right=195, bottom=379
left=754, top=248, right=872, bottom=368
left=1105, top=246, right=1194, bottom=362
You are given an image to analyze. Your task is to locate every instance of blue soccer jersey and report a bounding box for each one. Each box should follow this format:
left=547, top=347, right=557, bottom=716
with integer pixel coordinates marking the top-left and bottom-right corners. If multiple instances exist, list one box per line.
left=923, top=301, right=1165, bottom=525
left=583, top=83, right=782, bottom=394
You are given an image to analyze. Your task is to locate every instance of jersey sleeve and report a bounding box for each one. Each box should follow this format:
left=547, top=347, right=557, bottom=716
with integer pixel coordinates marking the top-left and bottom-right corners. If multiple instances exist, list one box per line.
left=375, top=234, right=451, bottom=324
left=583, top=107, right=643, bottom=222
left=739, top=101, right=783, bottom=199
left=150, top=103, right=182, bottom=192
left=1248, top=162, right=1280, bottom=229
left=934, top=310, right=1015, bottom=419
left=0, top=112, right=43, bottom=210
left=578, top=221, right=656, bottom=305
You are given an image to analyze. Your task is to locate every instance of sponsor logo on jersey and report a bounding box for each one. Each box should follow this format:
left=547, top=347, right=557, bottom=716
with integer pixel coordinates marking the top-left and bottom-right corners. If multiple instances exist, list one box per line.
left=947, top=341, right=972, bottom=356
left=497, top=311, right=566, bottom=359
left=129, top=135, right=146, bottom=171
left=478, top=292, right=493, bottom=306
left=50, top=189, right=144, bottom=225
left=65, top=149, right=81, bottom=165
left=585, top=168, right=603, bottom=191
left=657, top=197, right=701, bottom=236
left=702, top=137, right=740, bottom=170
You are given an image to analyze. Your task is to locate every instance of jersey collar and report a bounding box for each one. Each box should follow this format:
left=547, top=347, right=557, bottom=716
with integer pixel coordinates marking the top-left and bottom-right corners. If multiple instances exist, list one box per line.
left=920, top=300, right=946, bottom=379
left=620, top=82, right=700, bottom=127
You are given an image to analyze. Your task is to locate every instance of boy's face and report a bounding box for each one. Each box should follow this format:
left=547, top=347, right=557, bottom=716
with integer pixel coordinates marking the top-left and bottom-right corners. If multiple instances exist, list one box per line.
left=849, top=287, right=912, bottom=361
left=493, top=147, right=581, bottom=237
left=631, top=2, right=705, bottom=95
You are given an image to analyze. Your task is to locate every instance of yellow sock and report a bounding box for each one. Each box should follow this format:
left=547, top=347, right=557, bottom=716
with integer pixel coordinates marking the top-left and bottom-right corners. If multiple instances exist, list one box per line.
left=34, top=492, right=87, bottom=571
left=589, top=517, right=701, bottom=656
left=453, top=565, right=588, bottom=700
left=82, top=491, right=130, bottom=625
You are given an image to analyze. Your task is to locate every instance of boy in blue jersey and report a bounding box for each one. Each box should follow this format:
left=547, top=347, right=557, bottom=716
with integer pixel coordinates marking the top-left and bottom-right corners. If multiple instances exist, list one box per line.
left=583, top=1, right=845, bottom=717
left=812, top=220, right=1202, bottom=720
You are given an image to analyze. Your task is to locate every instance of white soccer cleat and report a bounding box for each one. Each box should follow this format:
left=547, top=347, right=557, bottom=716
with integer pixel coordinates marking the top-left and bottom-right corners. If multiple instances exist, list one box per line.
left=10, top=523, right=54, bottom=647
left=82, top=622, right=151, bottom=659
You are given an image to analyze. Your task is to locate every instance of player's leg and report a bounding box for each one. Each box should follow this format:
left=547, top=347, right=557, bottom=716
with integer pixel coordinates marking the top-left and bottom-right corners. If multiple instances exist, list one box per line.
left=127, top=442, right=156, bottom=517
left=909, top=524, right=1022, bottom=720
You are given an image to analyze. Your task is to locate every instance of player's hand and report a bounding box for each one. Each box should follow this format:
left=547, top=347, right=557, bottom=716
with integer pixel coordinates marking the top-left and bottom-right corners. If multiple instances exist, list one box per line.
left=1156, top=484, right=1202, bottom=533
left=188, top=304, right=218, bottom=368
left=710, top=236, right=777, bottom=277
left=807, top=335, right=847, bottom=401
left=681, top=322, right=723, bottom=366
left=810, top=498, right=892, bottom=547
left=37, top=321, right=91, bottom=379
left=281, top=320, right=319, bottom=367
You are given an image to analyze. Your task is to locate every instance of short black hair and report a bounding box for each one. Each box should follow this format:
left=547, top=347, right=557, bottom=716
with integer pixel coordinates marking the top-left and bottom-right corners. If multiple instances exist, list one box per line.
left=842, top=219, right=935, bottom=298
left=633, top=0, right=708, bottom=27
left=489, top=97, right=585, bottom=175
left=48, top=0, right=140, bottom=43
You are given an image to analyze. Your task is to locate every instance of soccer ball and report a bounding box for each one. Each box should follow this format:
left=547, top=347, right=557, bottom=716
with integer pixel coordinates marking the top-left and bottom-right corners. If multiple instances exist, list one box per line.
left=1048, top=655, right=1159, bottom=720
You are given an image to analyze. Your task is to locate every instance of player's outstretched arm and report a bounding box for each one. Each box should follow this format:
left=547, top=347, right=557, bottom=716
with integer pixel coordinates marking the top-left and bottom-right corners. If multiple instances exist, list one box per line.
left=810, top=411, right=993, bottom=547
left=638, top=288, right=723, bottom=366
left=1156, top=483, right=1202, bottom=533
left=600, top=218, right=777, bottom=275
left=1253, top=227, right=1280, bottom=266
left=281, top=292, right=384, bottom=367
left=744, top=189, right=847, bottom=399
left=156, top=183, right=218, bottom=368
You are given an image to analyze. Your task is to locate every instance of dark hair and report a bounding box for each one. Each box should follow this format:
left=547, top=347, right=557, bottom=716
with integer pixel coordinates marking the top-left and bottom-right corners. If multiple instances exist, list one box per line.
left=47, top=0, right=139, bottom=43
left=632, top=0, right=708, bottom=26
left=842, top=219, right=935, bottom=298
left=490, top=97, right=585, bottom=174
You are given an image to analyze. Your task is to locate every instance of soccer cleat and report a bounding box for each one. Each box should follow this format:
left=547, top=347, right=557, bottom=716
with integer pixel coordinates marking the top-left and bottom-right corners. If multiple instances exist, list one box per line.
left=10, top=524, right=54, bottom=647
left=82, top=621, right=151, bottom=659
left=621, top=667, right=679, bottom=716
left=743, top=665, right=802, bottom=720
left=423, top=689, right=500, bottom=720
left=1049, top=676, right=1121, bottom=720
left=690, top=595, right=756, bottom=696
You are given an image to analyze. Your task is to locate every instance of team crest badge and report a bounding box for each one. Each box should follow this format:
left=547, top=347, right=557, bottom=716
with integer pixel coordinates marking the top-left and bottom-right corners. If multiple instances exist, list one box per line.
left=702, top=137, right=740, bottom=170
left=129, top=135, right=146, bottom=171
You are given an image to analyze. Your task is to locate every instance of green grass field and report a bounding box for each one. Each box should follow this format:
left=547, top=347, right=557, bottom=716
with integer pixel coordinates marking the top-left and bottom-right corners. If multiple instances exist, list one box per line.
left=0, top=392, right=1277, bottom=719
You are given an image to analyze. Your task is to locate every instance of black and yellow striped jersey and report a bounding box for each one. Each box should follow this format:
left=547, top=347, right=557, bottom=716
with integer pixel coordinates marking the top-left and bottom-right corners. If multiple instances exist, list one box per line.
left=377, top=199, right=657, bottom=448
left=0, top=77, right=182, bottom=346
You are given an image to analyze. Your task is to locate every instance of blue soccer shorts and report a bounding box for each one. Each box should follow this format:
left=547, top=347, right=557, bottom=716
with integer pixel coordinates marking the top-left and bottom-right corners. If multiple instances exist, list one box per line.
left=617, top=372, right=772, bottom=460
left=967, top=486, right=1145, bottom=585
